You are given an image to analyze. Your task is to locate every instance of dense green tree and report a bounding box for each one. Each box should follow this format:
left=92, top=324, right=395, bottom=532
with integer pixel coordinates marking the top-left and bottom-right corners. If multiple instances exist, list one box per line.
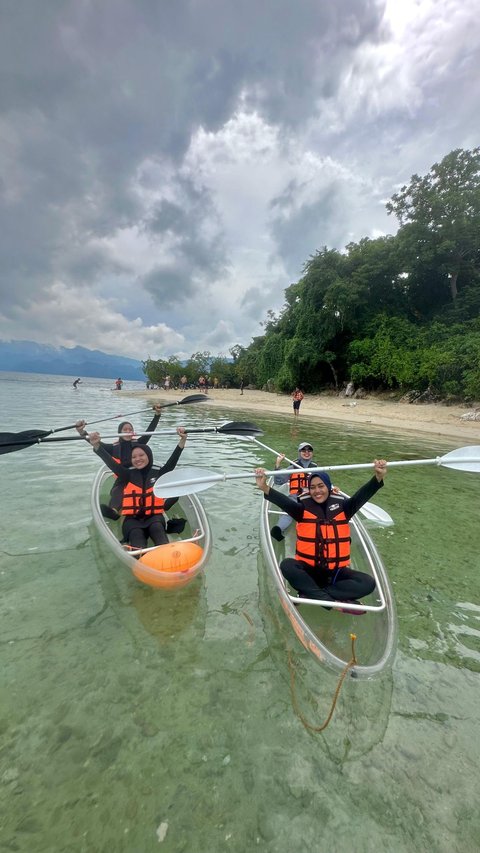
left=387, top=148, right=480, bottom=305
left=188, top=351, right=211, bottom=375
left=142, top=357, right=171, bottom=386
left=209, top=355, right=237, bottom=387
left=143, top=149, right=480, bottom=401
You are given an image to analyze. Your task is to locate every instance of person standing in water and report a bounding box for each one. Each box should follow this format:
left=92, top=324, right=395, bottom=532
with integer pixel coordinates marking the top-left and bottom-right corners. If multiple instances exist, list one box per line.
left=73, top=378, right=82, bottom=389
left=292, top=387, right=304, bottom=416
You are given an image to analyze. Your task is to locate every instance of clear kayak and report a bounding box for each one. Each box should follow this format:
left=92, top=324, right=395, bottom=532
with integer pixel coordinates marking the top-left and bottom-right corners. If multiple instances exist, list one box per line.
left=91, top=466, right=212, bottom=589
left=259, top=481, right=397, bottom=679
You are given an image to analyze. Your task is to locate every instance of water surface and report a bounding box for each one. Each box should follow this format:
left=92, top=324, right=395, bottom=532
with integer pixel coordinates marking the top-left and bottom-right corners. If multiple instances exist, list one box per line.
left=1, top=372, right=479, bottom=852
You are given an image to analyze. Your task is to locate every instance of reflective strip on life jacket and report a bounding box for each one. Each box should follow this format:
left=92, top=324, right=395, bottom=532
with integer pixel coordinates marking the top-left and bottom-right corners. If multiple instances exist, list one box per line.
left=295, top=506, right=351, bottom=570
left=289, top=469, right=310, bottom=495
left=121, top=481, right=166, bottom=517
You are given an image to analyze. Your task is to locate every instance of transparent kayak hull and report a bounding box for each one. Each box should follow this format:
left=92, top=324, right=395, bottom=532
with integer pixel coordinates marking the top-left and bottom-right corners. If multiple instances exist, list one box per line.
left=91, top=467, right=212, bottom=589
left=260, top=483, right=397, bottom=678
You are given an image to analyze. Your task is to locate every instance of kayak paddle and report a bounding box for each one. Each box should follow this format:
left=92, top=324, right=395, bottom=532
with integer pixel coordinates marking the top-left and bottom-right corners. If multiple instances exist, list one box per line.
left=0, top=394, right=209, bottom=456
left=0, top=420, right=262, bottom=454
left=241, top=435, right=394, bottom=527
left=153, top=446, right=480, bottom=498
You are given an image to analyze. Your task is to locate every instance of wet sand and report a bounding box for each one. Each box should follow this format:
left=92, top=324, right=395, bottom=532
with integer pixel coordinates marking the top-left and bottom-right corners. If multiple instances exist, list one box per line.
left=123, top=388, right=480, bottom=444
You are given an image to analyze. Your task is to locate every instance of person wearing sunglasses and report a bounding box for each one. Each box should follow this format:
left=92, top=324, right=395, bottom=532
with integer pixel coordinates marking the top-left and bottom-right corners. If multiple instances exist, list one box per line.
left=270, top=442, right=317, bottom=541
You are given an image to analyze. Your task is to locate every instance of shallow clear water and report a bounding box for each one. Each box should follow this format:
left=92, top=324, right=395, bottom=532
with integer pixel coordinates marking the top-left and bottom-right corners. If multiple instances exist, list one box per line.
left=1, top=372, right=479, bottom=852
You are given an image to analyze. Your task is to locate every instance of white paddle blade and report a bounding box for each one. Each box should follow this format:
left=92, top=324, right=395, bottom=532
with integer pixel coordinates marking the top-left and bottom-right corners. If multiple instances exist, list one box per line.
left=359, top=502, right=394, bottom=527
left=440, top=445, right=480, bottom=473
left=154, top=467, right=222, bottom=498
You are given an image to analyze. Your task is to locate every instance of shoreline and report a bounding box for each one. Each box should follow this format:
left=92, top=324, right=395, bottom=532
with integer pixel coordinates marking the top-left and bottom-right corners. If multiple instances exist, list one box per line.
left=119, top=388, right=480, bottom=444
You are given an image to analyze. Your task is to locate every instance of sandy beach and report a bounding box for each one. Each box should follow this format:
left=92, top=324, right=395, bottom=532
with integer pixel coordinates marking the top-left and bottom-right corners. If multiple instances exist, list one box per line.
left=124, top=387, right=480, bottom=444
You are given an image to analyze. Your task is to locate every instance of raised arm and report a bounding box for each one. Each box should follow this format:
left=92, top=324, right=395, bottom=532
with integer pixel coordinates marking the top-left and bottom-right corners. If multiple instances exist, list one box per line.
left=255, top=468, right=305, bottom=521
left=88, top=431, right=130, bottom=483
left=75, top=419, right=88, bottom=438
left=273, top=453, right=290, bottom=486
left=343, top=459, right=387, bottom=519
left=154, top=427, right=187, bottom=477
left=138, top=404, right=162, bottom=444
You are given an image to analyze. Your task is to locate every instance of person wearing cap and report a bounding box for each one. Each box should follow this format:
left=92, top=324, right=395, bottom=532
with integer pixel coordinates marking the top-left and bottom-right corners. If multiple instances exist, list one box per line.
left=270, top=442, right=318, bottom=541
left=255, top=461, right=387, bottom=608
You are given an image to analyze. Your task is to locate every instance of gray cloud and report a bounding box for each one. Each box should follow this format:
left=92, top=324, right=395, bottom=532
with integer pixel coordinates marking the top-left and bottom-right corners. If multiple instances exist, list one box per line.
left=0, top=0, right=478, bottom=357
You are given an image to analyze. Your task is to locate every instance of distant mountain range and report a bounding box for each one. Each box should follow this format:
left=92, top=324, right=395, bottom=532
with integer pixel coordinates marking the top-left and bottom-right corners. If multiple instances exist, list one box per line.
left=0, top=340, right=145, bottom=381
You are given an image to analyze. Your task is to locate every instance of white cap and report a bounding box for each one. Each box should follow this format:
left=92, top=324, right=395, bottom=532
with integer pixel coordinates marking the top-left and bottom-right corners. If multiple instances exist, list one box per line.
left=298, top=442, right=313, bottom=452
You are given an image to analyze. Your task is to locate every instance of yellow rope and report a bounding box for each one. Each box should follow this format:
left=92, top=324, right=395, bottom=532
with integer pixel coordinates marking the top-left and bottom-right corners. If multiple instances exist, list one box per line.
left=288, top=633, right=358, bottom=732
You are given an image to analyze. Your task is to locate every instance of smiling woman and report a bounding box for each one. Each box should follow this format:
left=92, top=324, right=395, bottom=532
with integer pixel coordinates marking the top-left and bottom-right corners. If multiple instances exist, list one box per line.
left=255, top=460, right=388, bottom=607
left=88, top=426, right=187, bottom=551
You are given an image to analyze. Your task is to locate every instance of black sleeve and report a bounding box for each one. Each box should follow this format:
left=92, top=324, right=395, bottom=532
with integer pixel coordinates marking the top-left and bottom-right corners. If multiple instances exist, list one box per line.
left=343, top=477, right=384, bottom=520
left=94, top=444, right=130, bottom=483
left=100, top=441, right=115, bottom=455
left=262, top=486, right=305, bottom=522
left=152, top=443, right=184, bottom=478
left=138, top=414, right=160, bottom=444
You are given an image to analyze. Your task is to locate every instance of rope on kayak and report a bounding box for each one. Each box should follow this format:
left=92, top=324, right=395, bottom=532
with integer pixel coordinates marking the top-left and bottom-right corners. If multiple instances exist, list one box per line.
left=288, top=633, right=358, bottom=732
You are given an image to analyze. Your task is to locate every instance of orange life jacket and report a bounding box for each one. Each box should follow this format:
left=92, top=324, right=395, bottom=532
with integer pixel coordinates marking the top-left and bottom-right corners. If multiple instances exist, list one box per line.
left=289, top=462, right=317, bottom=495
left=289, top=469, right=311, bottom=495
left=295, top=500, right=351, bottom=570
left=121, top=481, right=166, bottom=517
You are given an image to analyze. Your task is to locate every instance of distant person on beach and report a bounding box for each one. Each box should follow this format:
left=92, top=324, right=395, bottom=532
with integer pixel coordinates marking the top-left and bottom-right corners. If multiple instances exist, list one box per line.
left=164, top=375, right=171, bottom=391
left=73, top=378, right=82, bottom=389
left=240, top=378, right=244, bottom=395
left=115, top=378, right=123, bottom=390
left=198, top=375, right=206, bottom=393
left=180, top=375, right=188, bottom=391
left=292, top=387, right=304, bottom=416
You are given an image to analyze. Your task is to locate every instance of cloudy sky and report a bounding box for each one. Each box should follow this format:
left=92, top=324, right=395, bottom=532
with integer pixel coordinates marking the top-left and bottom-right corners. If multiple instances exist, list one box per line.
left=0, top=0, right=478, bottom=361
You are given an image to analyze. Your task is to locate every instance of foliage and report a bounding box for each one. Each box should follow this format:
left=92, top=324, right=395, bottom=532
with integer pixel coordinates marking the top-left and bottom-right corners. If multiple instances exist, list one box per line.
left=387, top=148, right=480, bottom=303
left=143, top=148, right=480, bottom=401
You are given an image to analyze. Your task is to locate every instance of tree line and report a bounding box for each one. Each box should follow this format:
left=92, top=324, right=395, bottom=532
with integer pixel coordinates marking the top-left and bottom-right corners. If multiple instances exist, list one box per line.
left=144, top=148, right=480, bottom=400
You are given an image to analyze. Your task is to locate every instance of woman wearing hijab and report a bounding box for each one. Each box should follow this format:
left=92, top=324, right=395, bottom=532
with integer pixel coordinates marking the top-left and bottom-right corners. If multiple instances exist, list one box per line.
left=255, top=461, right=387, bottom=608
left=76, top=405, right=163, bottom=517
left=88, top=428, right=187, bottom=551
left=76, top=404, right=162, bottom=463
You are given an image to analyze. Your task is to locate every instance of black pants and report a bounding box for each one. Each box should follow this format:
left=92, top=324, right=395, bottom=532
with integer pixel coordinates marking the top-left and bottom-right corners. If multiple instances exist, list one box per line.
left=122, top=515, right=168, bottom=549
left=280, top=558, right=375, bottom=601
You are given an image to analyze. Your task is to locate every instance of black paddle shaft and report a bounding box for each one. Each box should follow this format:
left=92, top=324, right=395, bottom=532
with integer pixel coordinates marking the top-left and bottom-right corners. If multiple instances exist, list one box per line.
left=0, top=394, right=210, bottom=455
left=0, top=418, right=262, bottom=455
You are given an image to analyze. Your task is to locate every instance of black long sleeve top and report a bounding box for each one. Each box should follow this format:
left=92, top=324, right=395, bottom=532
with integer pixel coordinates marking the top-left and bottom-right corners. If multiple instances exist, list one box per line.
left=94, top=440, right=184, bottom=485
left=264, top=476, right=384, bottom=522
left=100, top=413, right=161, bottom=459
